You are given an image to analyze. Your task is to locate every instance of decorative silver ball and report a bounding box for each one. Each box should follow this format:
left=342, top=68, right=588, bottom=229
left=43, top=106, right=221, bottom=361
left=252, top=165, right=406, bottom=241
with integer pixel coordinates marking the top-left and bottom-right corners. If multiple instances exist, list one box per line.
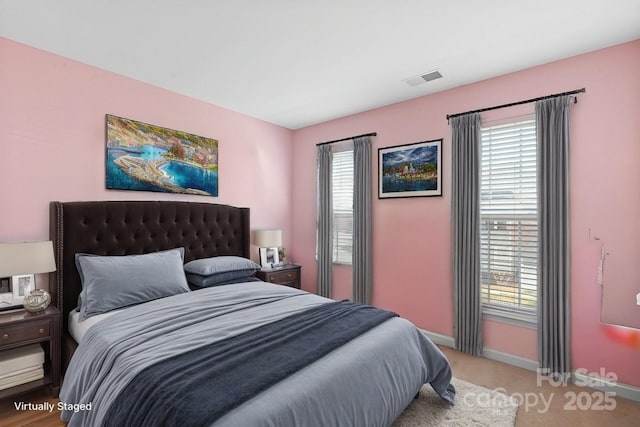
left=23, top=289, right=51, bottom=313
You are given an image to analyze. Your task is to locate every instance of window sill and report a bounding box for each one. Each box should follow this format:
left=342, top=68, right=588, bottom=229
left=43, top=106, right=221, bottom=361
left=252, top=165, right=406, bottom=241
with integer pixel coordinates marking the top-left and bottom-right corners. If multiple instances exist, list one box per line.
left=482, top=305, right=537, bottom=329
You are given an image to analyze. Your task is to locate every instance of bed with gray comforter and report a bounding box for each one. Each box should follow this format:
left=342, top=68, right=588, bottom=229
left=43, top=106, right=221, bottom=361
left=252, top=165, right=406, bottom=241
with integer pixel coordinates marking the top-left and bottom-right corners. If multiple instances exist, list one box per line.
left=60, top=282, right=455, bottom=427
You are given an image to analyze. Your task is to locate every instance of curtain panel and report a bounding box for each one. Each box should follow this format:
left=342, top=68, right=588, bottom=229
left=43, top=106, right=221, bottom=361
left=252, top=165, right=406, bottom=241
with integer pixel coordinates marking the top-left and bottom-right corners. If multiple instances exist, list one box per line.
left=451, top=113, right=483, bottom=356
left=536, top=95, right=571, bottom=379
left=352, top=136, right=372, bottom=304
left=317, top=145, right=333, bottom=298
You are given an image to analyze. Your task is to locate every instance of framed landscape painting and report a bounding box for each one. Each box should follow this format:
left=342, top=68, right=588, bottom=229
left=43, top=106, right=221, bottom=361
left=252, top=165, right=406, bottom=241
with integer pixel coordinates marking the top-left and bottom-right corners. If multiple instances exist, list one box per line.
left=378, top=139, right=442, bottom=198
left=106, top=115, right=219, bottom=196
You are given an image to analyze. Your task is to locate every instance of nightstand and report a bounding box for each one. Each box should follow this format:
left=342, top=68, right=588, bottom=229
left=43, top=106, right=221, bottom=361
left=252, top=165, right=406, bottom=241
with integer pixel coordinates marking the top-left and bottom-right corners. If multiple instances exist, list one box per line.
left=0, top=306, right=61, bottom=399
left=255, top=264, right=301, bottom=289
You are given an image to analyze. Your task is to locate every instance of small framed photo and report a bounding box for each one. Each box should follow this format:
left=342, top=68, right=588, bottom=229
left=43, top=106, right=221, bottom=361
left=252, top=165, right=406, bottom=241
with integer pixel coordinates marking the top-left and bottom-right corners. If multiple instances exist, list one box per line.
left=0, top=292, right=13, bottom=308
left=378, top=139, right=442, bottom=198
left=259, top=247, right=280, bottom=269
left=0, top=277, right=12, bottom=309
left=11, top=274, right=35, bottom=305
left=0, top=277, right=10, bottom=293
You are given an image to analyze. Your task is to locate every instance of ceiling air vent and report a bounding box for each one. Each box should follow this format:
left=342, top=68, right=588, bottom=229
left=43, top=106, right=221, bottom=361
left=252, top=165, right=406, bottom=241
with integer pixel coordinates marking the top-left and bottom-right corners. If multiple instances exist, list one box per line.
left=403, top=70, right=443, bottom=87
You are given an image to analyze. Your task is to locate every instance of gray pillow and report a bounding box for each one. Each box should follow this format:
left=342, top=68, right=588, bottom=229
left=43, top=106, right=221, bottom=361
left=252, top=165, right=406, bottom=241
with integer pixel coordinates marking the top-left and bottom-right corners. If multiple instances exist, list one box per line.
left=76, top=248, right=189, bottom=321
left=187, top=271, right=260, bottom=288
left=183, top=256, right=260, bottom=276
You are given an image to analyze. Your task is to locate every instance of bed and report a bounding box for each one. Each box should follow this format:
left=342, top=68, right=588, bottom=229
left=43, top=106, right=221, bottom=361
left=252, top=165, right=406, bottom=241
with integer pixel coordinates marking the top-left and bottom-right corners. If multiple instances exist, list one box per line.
left=50, top=200, right=455, bottom=427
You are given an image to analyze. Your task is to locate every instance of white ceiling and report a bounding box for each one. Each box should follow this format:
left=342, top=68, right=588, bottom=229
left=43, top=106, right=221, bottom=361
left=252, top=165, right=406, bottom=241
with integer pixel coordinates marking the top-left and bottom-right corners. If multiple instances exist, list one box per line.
left=1, top=1, right=639, bottom=130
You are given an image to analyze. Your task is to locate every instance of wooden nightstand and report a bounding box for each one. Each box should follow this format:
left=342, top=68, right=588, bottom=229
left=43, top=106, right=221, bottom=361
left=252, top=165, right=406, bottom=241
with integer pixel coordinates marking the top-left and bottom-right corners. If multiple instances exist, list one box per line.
left=255, top=264, right=301, bottom=289
left=0, top=306, right=61, bottom=399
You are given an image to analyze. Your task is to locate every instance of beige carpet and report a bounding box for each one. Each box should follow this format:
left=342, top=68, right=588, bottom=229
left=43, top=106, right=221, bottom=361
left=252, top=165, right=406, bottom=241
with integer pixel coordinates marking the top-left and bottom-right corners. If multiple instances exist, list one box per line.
left=393, top=377, right=519, bottom=426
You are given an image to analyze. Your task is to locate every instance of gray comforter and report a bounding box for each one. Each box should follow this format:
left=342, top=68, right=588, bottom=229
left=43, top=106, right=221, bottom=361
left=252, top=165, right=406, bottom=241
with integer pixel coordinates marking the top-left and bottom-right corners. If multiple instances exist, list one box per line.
left=60, top=283, right=455, bottom=426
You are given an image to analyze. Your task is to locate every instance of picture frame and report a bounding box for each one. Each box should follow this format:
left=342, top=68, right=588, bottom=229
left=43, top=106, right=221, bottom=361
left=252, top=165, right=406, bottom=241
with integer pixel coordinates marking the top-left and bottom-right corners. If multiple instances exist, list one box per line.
left=378, top=139, right=442, bottom=198
left=259, top=247, right=280, bottom=269
left=0, top=292, right=13, bottom=309
left=0, top=274, right=36, bottom=311
left=0, top=277, right=13, bottom=310
left=106, top=114, right=219, bottom=197
left=0, top=277, right=9, bottom=294
left=11, top=274, right=35, bottom=306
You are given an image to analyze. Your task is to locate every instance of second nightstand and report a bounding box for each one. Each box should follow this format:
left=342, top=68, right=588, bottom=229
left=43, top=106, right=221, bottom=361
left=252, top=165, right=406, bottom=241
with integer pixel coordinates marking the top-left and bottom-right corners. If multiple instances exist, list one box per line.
left=255, top=264, right=301, bottom=289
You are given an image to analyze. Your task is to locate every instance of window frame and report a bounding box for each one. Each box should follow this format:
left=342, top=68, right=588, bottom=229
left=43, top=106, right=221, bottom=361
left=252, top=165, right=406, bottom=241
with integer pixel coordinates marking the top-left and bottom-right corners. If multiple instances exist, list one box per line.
left=330, top=148, right=354, bottom=265
left=316, top=144, right=354, bottom=266
left=479, top=116, right=538, bottom=328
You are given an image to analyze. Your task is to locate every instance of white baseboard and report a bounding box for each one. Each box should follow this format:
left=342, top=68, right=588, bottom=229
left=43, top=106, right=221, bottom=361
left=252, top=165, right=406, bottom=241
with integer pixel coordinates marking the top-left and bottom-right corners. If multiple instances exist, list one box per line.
left=420, top=328, right=539, bottom=371
left=419, top=329, right=455, bottom=347
left=419, top=328, right=640, bottom=402
left=482, top=348, right=539, bottom=372
left=573, top=370, right=640, bottom=402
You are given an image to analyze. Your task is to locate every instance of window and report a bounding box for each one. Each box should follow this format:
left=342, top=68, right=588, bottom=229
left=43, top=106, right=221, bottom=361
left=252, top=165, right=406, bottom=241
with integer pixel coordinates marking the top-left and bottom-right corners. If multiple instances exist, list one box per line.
left=331, top=149, right=353, bottom=264
left=480, top=118, right=537, bottom=325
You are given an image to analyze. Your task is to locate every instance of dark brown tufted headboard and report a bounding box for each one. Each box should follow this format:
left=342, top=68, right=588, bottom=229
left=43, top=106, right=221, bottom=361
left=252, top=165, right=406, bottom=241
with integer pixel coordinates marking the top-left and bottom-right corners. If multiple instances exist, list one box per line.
left=49, top=200, right=250, bottom=335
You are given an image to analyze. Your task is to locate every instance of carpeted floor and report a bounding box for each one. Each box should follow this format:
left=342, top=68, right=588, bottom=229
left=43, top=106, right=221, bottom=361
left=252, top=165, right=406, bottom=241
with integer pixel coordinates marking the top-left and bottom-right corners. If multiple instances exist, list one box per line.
left=393, top=377, right=519, bottom=426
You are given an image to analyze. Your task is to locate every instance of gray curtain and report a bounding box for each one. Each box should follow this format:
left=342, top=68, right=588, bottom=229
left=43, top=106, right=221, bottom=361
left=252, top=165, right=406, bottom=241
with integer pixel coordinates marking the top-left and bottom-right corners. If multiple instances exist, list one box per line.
left=536, top=96, right=571, bottom=379
left=317, top=145, right=333, bottom=298
left=451, top=113, right=483, bottom=356
left=352, top=136, right=372, bottom=304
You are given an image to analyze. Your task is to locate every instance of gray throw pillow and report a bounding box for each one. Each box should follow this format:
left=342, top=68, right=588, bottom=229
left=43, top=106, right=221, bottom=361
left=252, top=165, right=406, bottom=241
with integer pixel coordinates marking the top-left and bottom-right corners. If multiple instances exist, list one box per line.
left=183, top=256, right=260, bottom=276
left=186, top=271, right=260, bottom=288
left=76, top=248, right=189, bottom=321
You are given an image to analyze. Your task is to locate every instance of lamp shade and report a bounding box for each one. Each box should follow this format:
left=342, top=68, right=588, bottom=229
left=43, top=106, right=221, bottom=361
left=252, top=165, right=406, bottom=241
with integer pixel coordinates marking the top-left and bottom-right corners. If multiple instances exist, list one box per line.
left=0, top=241, right=57, bottom=277
left=254, top=229, right=282, bottom=248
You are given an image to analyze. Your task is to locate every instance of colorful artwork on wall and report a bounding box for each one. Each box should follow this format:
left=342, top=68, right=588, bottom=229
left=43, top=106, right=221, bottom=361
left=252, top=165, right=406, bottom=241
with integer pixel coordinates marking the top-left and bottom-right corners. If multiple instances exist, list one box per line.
left=106, top=114, right=219, bottom=196
left=378, top=139, right=442, bottom=198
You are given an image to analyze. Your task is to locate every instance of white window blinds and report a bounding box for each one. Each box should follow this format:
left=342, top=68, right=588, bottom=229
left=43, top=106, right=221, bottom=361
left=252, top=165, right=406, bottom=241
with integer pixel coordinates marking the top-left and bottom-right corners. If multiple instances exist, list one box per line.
left=332, top=150, right=353, bottom=264
left=480, top=118, right=537, bottom=315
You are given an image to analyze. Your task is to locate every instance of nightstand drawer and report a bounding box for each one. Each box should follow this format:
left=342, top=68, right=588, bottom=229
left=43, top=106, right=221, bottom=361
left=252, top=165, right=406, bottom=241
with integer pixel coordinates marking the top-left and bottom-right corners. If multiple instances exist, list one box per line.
left=255, top=264, right=302, bottom=289
left=266, top=269, right=299, bottom=284
left=0, top=319, right=50, bottom=346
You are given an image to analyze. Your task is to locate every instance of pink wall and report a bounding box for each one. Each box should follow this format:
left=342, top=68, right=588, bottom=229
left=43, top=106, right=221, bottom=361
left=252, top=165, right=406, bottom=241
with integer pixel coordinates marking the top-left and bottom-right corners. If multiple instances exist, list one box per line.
left=0, top=37, right=294, bottom=268
left=2, top=35, right=638, bottom=387
left=291, top=40, right=640, bottom=386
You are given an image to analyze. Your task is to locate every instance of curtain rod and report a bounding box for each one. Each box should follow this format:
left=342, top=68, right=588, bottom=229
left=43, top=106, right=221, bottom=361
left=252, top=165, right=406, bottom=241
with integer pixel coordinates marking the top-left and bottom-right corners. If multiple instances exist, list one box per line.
left=316, top=132, right=377, bottom=146
left=446, top=88, right=586, bottom=122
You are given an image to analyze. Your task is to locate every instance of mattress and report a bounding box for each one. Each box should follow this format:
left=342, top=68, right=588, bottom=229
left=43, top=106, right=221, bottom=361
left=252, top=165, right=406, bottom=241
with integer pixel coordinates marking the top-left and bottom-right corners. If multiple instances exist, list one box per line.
left=68, top=307, right=120, bottom=343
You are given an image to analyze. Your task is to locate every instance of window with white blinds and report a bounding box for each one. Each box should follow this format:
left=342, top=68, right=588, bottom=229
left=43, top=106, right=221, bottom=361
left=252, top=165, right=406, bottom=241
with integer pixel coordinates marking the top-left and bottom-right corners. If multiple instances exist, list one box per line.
left=331, top=150, right=353, bottom=264
left=480, top=118, right=537, bottom=321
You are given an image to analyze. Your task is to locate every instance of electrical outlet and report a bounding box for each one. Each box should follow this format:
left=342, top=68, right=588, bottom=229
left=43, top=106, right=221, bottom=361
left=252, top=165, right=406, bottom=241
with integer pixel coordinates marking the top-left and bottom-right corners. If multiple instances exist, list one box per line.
left=636, top=292, right=640, bottom=306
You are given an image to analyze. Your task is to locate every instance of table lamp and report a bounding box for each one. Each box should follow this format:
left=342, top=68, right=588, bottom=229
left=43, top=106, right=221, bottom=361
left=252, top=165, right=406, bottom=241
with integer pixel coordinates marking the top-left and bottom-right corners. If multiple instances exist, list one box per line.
left=0, top=241, right=56, bottom=312
left=254, top=229, right=282, bottom=268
